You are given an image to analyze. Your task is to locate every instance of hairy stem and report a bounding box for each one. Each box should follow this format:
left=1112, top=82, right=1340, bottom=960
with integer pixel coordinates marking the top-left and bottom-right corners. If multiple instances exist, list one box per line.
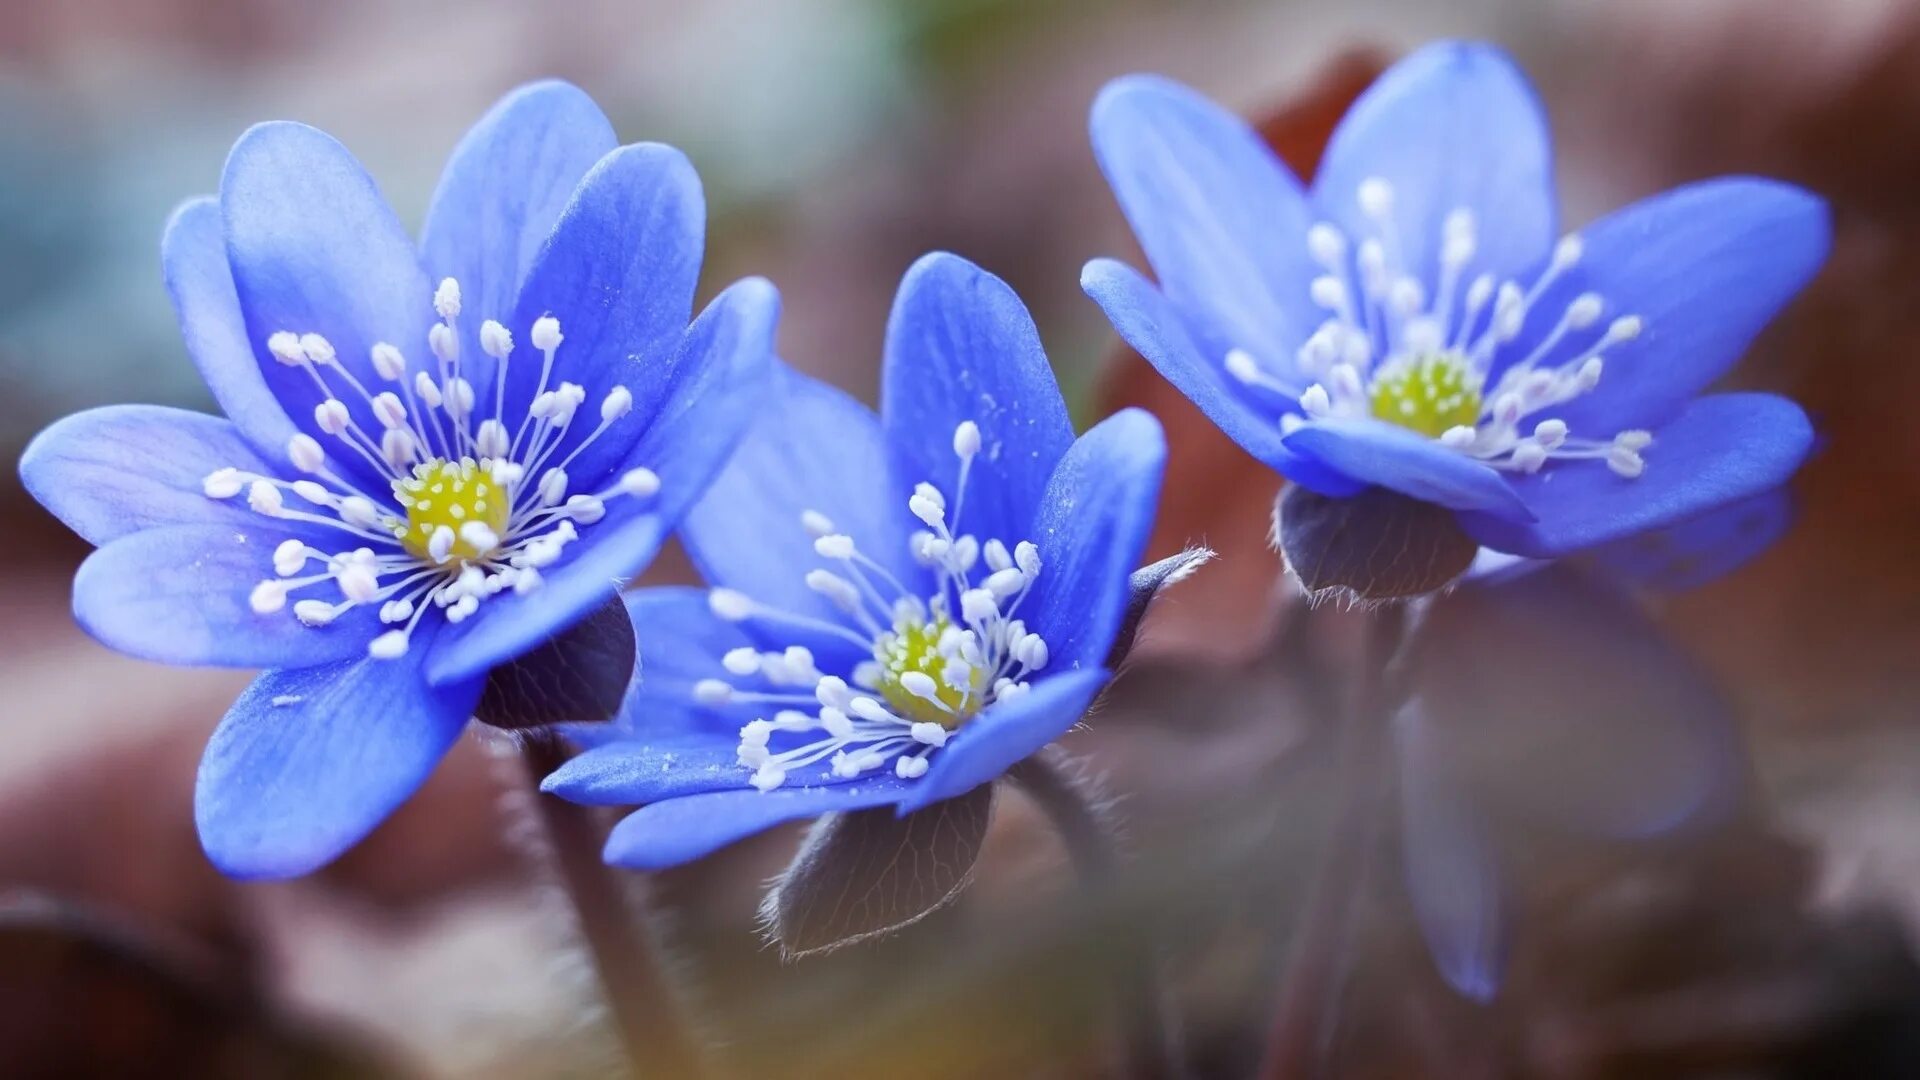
left=1008, top=748, right=1185, bottom=1080
left=520, top=733, right=706, bottom=1079
left=1259, top=602, right=1411, bottom=1080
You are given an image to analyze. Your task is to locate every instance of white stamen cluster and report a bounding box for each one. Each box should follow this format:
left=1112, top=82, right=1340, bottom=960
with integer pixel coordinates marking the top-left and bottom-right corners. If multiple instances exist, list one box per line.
left=1227, top=179, right=1654, bottom=478
left=698, top=420, right=1050, bottom=791
left=205, top=278, right=662, bottom=659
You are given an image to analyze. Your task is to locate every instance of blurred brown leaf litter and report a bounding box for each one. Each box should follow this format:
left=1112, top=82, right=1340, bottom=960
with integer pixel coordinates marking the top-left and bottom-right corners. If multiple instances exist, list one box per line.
left=5, top=1, right=1920, bottom=1077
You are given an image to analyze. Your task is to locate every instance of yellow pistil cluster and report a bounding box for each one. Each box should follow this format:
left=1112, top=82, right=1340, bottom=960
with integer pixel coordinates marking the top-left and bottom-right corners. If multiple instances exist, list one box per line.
left=1369, top=352, right=1484, bottom=438
left=392, top=457, right=509, bottom=561
left=875, top=614, right=983, bottom=728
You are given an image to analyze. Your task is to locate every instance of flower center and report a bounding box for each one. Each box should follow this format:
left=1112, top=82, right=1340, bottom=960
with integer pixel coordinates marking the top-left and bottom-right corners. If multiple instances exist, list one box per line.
left=1368, top=351, right=1483, bottom=438
left=875, top=613, right=985, bottom=727
left=393, top=457, right=510, bottom=562
left=695, top=420, right=1051, bottom=791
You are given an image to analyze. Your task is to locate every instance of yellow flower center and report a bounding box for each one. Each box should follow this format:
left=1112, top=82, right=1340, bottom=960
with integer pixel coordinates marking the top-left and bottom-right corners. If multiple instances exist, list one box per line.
left=1369, top=351, right=1483, bottom=438
left=391, top=457, right=509, bottom=562
left=874, top=614, right=984, bottom=728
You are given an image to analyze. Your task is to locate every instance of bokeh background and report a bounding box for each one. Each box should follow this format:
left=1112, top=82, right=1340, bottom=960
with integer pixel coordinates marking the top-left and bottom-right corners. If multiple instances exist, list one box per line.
left=5, top=0, right=1920, bottom=1076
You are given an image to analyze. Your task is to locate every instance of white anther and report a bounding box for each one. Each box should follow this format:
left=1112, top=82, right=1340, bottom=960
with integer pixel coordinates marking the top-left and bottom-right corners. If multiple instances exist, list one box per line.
left=267, top=331, right=305, bottom=366
left=1567, top=292, right=1604, bottom=329
left=694, top=679, right=733, bottom=705
left=1615, top=429, right=1654, bottom=451
left=491, top=461, right=526, bottom=487
left=459, top=522, right=500, bottom=553
left=910, top=721, right=950, bottom=747
left=1552, top=234, right=1584, bottom=269
left=984, top=567, right=1026, bottom=599
left=849, top=697, right=893, bottom=724
left=1300, top=384, right=1332, bottom=417
left=370, top=342, right=407, bottom=380
left=1309, top=276, right=1347, bottom=310
left=1493, top=393, right=1524, bottom=427
left=368, top=630, right=410, bottom=659
left=514, top=568, right=543, bottom=595
left=1357, top=177, right=1395, bottom=218
left=272, top=539, right=308, bottom=577
left=604, top=469, right=655, bottom=502
left=951, top=535, right=979, bottom=572
left=476, top=319, right=511, bottom=360
left=815, top=675, right=853, bottom=711
left=287, top=434, right=325, bottom=474
left=428, top=525, right=455, bottom=564
left=1464, top=275, right=1495, bottom=313
left=475, top=419, right=508, bottom=460
left=429, top=323, right=458, bottom=364
left=739, top=719, right=773, bottom=748
left=895, top=756, right=929, bottom=780
left=313, top=399, right=350, bottom=435
left=293, top=599, right=337, bottom=627
left=381, top=428, right=416, bottom=469
left=909, top=492, right=945, bottom=528
left=1606, top=445, right=1646, bottom=478
left=1329, top=363, right=1364, bottom=402
left=249, top=580, right=287, bottom=614
left=1533, top=418, right=1569, bottom=447
left=981, top=539, right=1012, bottom=573
left=1577, top=356, right=1604, bottom=390
left=722, top=648, right=761, bottom=676
left=806, top=569, right=861, bottom=612
left=1442, top=209, right=1477, bottom=266
left=960, top=588, right=999, bottom=625
left=710, top=588, right=753, bottom=621
left=247, top=480, right=283, bottom=516
left=537, top=468, right=568, bottom=507
left=601, top=385, right=633, bottom=423
left=290, top=480, right=328, bottom=504
left=565, top=494, right=605, bottom=524
left=899, top=671, right=942, bottom=702
left=203, top=468, right=244, bottom=499
left=550, top=382, right=586, bottom=423
left=1389, top=277, right=1425, bottom=317
left=1610, top=315, right=1644, bottom=341
left=298, top=333, right=336, bottom=367
left=1017, top=634, right=1049, bottom=671
left=338, top=563, right=379, bottom=604
left=1511, top=441, right=1549, bottom=473
left=531, top=315, right=563, bottom=351
left=1225, top=349, right=1263, bottom=385
left=800, top=510, right=835, bottom=538
left=814, top=534, right=856, bottom=560
left=433, top=278, right=461, bottom=319
left=1439, top=425, right=1477, bottom=449
left=364, top=392, right=404, bottom=431
left=380, top=598, right=414, bottom=624
left=1014, top=540, right=1041, bottom=578
left=1307, top=222, right=1347, bottom=267
left=338, top=496, right=378, bottom=527
left=414, top=372, right=443, bottom=408
left=442, top=377, right=475, bottom=419
left=750, top=765, right=787, bottom=792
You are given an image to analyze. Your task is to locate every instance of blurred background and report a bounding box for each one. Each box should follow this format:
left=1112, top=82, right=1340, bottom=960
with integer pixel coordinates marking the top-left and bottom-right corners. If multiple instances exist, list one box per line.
left=5, top=0, right=1920, bottom=1076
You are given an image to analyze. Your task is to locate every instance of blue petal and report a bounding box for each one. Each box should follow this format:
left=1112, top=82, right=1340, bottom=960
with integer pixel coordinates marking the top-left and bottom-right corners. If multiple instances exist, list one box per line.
left=609, top=587, right=758, bottom=735
left=1313, top=41, right=1555, bottom=290
left=1462, top=393, right=1812, bottom=557
left=1542, top=178, right=1830, bottom=432
left=1395, top=703, right=1505, bottom=1002
left=541, top=734, right=748, bottom=806
left=1282, top=418, right=1533, bottom=519
left=1024, top=409, right=1166, bottom=673
left=603, top=777, right=911, bottom=870
left=161, top=198, right=297, bottom=460
left=21, top=405, right=275, bottom=546
left=501, top=142, right=705, bottom=486
left=73, top=521, right=385, bottom=669
left=195, top=635, right=482, bottom=879
left=220, top=121, right=435, bottom=491
left=1088, top=74, right=1319, bottom=368
left=1588, top=488, right=1792, bottom=592
left=1080, top=258, right=1363, bottom=496
left=881, top=253, right=1074, bottom=545
left=679, top=361, right=930, bottom=668
left=899, top=667, right=1110, bottom=813
left=425, top=277, right=779, bottom=685
left=420, top=80, right=617, bottom=400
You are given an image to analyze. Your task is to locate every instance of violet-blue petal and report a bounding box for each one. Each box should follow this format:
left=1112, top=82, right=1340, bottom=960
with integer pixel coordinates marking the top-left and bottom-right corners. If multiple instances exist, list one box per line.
left=899, top=667, right=1109, bottom=814
left=425, top=277, right=778, bottom=685
left=21, top=405, right=273, bottom=546
left=195, top=635, right=482, bottom=879
left=679, top=361, right=929, bottom=664
left=1080, top=258, right=1363, bottom=497
left=1023, top=408, right=1166, bottom=673
left=1589, top=488, right=1793, bottom=592
left=1282, top=417, right=1533, bottom=519
left=72, top=521, right=381, bottom=669
left=161, top=197, right=297, bottom=460
left=1313, top=41, right=1555, bottom=289
left=420, top=79, right=617, bottom=399
left=1543, top=178, right=1829, bottom=433
left=1461, top=393, right=1812, bottom=557
left=881, top=252, right=1074, bottom=544
left=606, top=586, right=757, bottom=736
left=502, top=142, right=705, bottom=486
left=220, top=121, right=434, bottom=491
left=1395, top=703, right=1506, bottom=1002
left=1089, top=73, right=1318, bottom=367
left=604, top=777, right=912, bottom=871
left=541, top=734, right=749, bottom=806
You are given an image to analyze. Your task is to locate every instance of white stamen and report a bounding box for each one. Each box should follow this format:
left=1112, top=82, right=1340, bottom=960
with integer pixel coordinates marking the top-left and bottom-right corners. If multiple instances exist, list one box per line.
left=953, top=420, right=981, bottom=460
left=287, top=434, right=325, bottom=474
left=434, top=278, right=461, bottom=319
left=601, top=386, right=633, bottom=423
left=370, top=342, right=407, bottom=381
left=530, top=315, right=563, bottom=351
left=479, top=320, right=513, bottom=360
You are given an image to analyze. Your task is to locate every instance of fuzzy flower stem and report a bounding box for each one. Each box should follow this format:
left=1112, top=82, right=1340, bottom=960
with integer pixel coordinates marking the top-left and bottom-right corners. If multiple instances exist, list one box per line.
left=520, top=733, right=707, bottom=1079
left=1007, top=748, right=1184, bottom=1080
left=1258, top=602, right=1411, bottom=1080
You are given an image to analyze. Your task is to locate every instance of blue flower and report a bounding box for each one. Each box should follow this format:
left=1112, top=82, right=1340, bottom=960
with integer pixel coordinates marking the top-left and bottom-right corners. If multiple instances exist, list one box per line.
left=1083, top=41, right=1827, bottom=557
left=542, top=253, right=1167, bottom=870
left=18, top=82, right=780, bottom=878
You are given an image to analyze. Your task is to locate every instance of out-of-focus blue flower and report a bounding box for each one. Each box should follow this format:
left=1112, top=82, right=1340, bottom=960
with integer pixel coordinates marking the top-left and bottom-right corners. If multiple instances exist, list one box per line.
left=18, top=82, right=780, bottom=879
left=542, top=253, right=1167, bottom=870
left=1083, top=41, right=1827, bottom=558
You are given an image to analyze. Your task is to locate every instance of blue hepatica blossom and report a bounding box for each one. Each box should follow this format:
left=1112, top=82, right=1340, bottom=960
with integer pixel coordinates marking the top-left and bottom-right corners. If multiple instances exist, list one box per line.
left=543, top=253, right=1167, bottom=870
left=1083, top=41, right=1828, bottom=557
left=18, top=82, right=780, bottom=878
